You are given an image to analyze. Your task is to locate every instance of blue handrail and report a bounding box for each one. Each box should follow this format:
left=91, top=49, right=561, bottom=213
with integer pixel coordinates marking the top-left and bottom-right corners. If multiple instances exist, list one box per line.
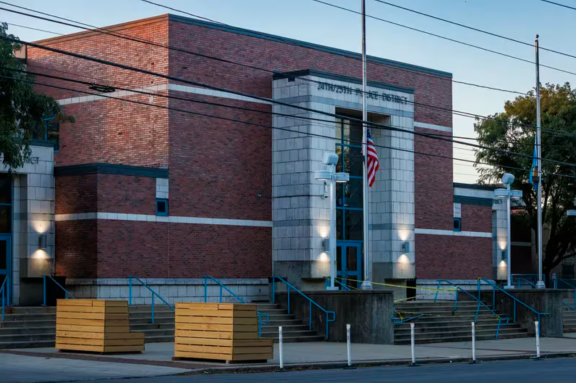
left=271, top=276, right=336, bottom=340
left=43, top=275, right=75, bottom=306
left=325, top=277, right=351, bottom=291
left=203, top=275, right=269, bottom=337
left=514, top=277, right=537, bottom=289
left=127, top=276, right=174, bottom=324
left=478, top=278, right=547, bottom=332
left=0, top=277, right=8, bottom=322
left=434, top=279, right=507, bottom=339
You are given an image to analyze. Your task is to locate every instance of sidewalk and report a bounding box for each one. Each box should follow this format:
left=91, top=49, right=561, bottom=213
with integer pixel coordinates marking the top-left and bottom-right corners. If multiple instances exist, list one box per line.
left=2, top=337, right=576, bottom=382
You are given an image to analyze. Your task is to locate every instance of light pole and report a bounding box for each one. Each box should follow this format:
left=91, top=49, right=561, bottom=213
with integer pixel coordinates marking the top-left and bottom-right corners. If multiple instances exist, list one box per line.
left=495, top=173, right=522, bottom=289
left=315, top=152, right=349, bottom=291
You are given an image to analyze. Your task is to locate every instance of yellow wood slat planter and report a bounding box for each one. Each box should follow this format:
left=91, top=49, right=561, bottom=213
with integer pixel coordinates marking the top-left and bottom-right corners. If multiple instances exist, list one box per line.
left=56, top=299, right=145, bottom=354
left=173, top=302, right=273, bottom=363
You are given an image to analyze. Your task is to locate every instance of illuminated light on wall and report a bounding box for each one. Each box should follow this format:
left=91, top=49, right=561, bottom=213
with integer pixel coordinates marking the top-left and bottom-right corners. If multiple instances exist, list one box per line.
left=499, top=260, right=507, bottom=267
left=319, top=252, right=330, bottom=262
left=32, top=221, right=50, bottom=234
left=398, top=254, right=410, bottom=264
left=31, top=249, right=49, bottom=259
left=398, top=229, right=410, bottom=241
left=316, top=225, right=330, bottom=239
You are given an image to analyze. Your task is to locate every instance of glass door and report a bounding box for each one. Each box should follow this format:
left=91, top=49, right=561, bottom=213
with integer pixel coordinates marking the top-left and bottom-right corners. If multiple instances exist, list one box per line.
left=336, top=241, right=362, bottom=289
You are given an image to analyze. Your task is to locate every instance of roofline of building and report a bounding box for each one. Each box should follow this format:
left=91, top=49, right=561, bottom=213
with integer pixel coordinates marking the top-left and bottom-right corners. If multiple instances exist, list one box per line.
left=453, top=182, right=499, bottom=191
left=31, top=13, right=452, bottom=79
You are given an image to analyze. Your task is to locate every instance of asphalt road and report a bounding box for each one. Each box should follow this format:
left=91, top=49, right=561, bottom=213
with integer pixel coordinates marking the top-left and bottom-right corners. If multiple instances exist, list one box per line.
left=54, top=358, right=576, bottom=383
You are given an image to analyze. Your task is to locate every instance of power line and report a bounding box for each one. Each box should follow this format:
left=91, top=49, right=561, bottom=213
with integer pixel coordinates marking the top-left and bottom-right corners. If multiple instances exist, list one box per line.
left=540, top=0, right=576, bottom=12
left=5, top=22, right=63, bottom=35
left=8, top=72, right=576, bottom=181
left=11, top=65, right=576, bottom=169
left=312, top=0, right=576, bottom=78
left=139, top=0, right=227, bottom=25
left=374, top=0, right=576, bottom=61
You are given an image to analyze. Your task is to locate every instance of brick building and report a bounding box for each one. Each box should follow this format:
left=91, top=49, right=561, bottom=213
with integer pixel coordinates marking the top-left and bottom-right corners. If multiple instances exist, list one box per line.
left=7, top=14, right=512, bottom=304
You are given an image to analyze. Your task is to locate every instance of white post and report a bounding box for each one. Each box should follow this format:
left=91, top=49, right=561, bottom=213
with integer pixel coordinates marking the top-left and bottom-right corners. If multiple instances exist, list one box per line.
left=410, top=323, right=416, bottom=366
left=471, top=322, right=476, bottom=363
left=346, top=324, right=351, bottom=367
left=279, top=326, right=284, bottom=369
left=535, top=35, right=545, bottom=289
left=360, top=0, right=372, bottom=291
left=535, top=321, right=540, bottom=359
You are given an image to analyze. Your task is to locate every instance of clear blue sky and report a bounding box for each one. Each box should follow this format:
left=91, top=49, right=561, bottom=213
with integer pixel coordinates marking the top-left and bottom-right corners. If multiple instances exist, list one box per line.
left=3, top=0, right=574, bottom=183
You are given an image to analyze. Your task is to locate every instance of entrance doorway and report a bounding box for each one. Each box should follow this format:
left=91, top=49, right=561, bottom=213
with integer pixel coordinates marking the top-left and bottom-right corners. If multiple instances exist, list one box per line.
left=0, top=236, right=10, bottom=304
left=337, top=241, right=362, bottom=289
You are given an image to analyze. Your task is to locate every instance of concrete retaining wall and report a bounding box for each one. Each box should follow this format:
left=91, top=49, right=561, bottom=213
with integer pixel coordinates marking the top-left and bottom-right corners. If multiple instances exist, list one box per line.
left=276, top=290, right=394, bottom=344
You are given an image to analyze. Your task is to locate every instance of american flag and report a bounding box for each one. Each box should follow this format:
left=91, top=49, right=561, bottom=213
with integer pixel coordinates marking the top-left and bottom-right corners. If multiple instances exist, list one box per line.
left=365, top=128, right=379, bottom=187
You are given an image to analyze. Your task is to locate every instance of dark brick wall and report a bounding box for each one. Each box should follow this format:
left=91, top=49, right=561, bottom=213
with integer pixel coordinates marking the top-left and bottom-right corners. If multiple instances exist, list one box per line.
left=96, top=220, right=272, bottom=278
left=96, top=174, right=156, bottom=215
left=460, top=204, right=492, bottom=233
left=415, top=235, right=492, bottom=279
left=55, top=220, right=97, bottom=278
left=55, top=175, right=97, bottom=214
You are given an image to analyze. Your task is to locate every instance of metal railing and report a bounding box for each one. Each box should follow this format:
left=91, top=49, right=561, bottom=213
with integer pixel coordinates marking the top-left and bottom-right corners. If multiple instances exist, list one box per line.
left=271, top=276, right=336, bottom=340
left=512, top=274, right=545, bottom=285
left=203, top=276, right=269, bottom=337
left=478, top=278, right=547, bottom=331
left=514, top=277, right=538, bottom=289
left=324, top=277, right=351, bottom=291
left=128, top=276, right=174, bottom=324
left=434, top=279, right=508, bottom=339
left=554, top=279, right=576, bottom=311
left=43, top=275, right=75, bottom=306
left=0, top=278, right=8, bottom=321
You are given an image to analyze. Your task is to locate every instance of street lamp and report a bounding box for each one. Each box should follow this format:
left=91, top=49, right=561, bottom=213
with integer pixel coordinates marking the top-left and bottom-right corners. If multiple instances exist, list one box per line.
left=494, top=173, right=523, bottom=289
left=315, top=152, right=349, bottom=291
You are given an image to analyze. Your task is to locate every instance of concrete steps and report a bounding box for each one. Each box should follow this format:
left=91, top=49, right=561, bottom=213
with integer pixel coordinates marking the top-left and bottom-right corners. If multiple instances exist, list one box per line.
left=562, top=305, right=576, bottom=332
left=0, top=307, right=57, bottom=349
left=256, top=303, right=324, bottom=343
left=394, top=301, right=529, bottom=344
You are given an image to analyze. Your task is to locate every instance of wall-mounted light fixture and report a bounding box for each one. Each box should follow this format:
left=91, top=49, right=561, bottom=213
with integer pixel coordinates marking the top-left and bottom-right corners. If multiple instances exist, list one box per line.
left=322, top=238, right=330, bottom=253
left=402, top=242, right=410, bottom=255
left=38, top=234, right=48, bottom=250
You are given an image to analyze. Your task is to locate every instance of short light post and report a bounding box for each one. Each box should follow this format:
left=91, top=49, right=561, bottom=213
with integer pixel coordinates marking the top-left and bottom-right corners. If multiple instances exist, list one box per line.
left=495, top=173, right=523, bottom=290
left=315, top=152, right=349, bottom=291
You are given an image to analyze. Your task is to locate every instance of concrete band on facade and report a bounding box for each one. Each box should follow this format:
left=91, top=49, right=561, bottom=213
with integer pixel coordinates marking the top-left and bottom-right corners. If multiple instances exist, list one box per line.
left=3, top=14, right=511, bottom=306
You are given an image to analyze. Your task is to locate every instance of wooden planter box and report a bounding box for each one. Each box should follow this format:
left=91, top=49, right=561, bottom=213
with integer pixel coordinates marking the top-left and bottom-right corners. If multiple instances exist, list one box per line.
left=174, top=303, right=273, bottom=363
left=56, top=299, right=144, bottom=354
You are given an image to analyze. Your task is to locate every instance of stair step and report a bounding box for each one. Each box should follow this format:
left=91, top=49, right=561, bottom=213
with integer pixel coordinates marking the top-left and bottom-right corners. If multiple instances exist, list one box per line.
left=0, top=326, right=55, bottom=335
left=0, top=339, right=55, bottom=349
left=0, top=320, right=56, bottom=328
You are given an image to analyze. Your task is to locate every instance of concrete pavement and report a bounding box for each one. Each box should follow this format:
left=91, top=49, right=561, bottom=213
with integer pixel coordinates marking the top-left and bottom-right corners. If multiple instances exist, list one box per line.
left=3, top=337, right=576, bottom=382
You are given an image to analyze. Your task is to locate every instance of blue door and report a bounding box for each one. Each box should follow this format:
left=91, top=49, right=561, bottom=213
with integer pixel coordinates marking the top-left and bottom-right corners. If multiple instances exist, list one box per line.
left=336, top=241, right=362, bottom=289
left=0, top=236, right=10, bottom=305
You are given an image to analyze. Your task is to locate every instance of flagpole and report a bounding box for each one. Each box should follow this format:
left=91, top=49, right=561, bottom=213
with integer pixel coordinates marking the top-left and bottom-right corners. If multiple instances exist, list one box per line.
left=535, top=35, right=545, bottom=289
left=360, top=0, right=372, bottom=290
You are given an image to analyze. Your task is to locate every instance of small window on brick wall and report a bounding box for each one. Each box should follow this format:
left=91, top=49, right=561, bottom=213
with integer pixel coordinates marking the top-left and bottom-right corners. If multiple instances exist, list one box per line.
left=156, top=199, right=169, bottom=216
left=454, top=218, right=461, bottom=232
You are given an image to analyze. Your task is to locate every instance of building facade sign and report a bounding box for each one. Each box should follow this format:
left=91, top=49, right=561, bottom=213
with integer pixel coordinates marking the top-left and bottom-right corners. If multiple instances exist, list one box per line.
left=317, top=82, right=408, bottom=104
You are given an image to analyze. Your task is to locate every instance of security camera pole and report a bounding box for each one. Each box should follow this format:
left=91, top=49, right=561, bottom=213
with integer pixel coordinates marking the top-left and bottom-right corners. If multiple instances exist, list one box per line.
left=535, top=35, right=545, bottom=289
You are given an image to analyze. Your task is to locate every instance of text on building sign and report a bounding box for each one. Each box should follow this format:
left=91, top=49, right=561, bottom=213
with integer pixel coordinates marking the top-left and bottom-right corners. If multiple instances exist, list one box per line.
left=317, top=82, right=408, bottom=104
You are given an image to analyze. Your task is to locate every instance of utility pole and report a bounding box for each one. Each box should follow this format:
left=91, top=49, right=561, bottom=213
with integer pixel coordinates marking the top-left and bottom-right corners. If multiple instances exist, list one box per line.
left=535, top=35, right=545, bottom=289
left=360, top=0, right=372, bottom=290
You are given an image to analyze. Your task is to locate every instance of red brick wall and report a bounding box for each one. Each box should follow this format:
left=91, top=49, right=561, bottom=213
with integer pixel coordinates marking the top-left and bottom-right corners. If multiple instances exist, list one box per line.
left=168, top=93, right=272, bottom=220
left=56, top=221, right=97, bottom=278
left=415, top=235, right=492, bottom=279
left=96, top=174, right=156, bottom=215
left=96, top=221, right=271, bottom=278
left=461, top=204, right=492, bottom=233
left=55, top=175, right=97, bottom=214
left=414, top=130, right=453, bottom=230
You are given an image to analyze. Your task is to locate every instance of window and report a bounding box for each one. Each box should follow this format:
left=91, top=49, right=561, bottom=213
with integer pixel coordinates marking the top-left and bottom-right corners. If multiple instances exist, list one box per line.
left=32, top=120, right=60, bottom=151
left=454, top=218, right=461, bottom=232
left=156, top=199, right=168, bottom=216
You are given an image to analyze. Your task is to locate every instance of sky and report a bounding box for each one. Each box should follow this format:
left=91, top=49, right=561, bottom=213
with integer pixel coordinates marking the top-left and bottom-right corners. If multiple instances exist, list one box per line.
left=2, top=0, right=575, bottom=184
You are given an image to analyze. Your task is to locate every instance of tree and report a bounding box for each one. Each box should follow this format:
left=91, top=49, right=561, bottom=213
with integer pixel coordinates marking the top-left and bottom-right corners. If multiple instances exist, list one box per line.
left=0, top=23, right=72, bottom=170
left=474, top=83, right=576, bottom=279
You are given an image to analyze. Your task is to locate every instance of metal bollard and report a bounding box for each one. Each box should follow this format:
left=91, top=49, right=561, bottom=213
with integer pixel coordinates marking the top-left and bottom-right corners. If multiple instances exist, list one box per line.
left=410, top=322, right=417, bottom=366
left=347, top=324, right=351, bottom=367
left=535, top=321, right=540, bottom=359
left=471, top=322, right=476, bottom=363
left=279, top=326, right=284, bottom=369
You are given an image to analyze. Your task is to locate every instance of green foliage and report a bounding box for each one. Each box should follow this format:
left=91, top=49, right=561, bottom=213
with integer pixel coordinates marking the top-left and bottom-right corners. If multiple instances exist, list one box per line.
left=474, top=83, right=576, bottom=274
left=0, top=22, right=72, bottom=171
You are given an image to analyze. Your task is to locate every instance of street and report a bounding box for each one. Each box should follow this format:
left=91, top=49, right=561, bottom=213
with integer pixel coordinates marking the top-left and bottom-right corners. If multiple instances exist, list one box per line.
left=27, top=358, right=576, bottom=383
